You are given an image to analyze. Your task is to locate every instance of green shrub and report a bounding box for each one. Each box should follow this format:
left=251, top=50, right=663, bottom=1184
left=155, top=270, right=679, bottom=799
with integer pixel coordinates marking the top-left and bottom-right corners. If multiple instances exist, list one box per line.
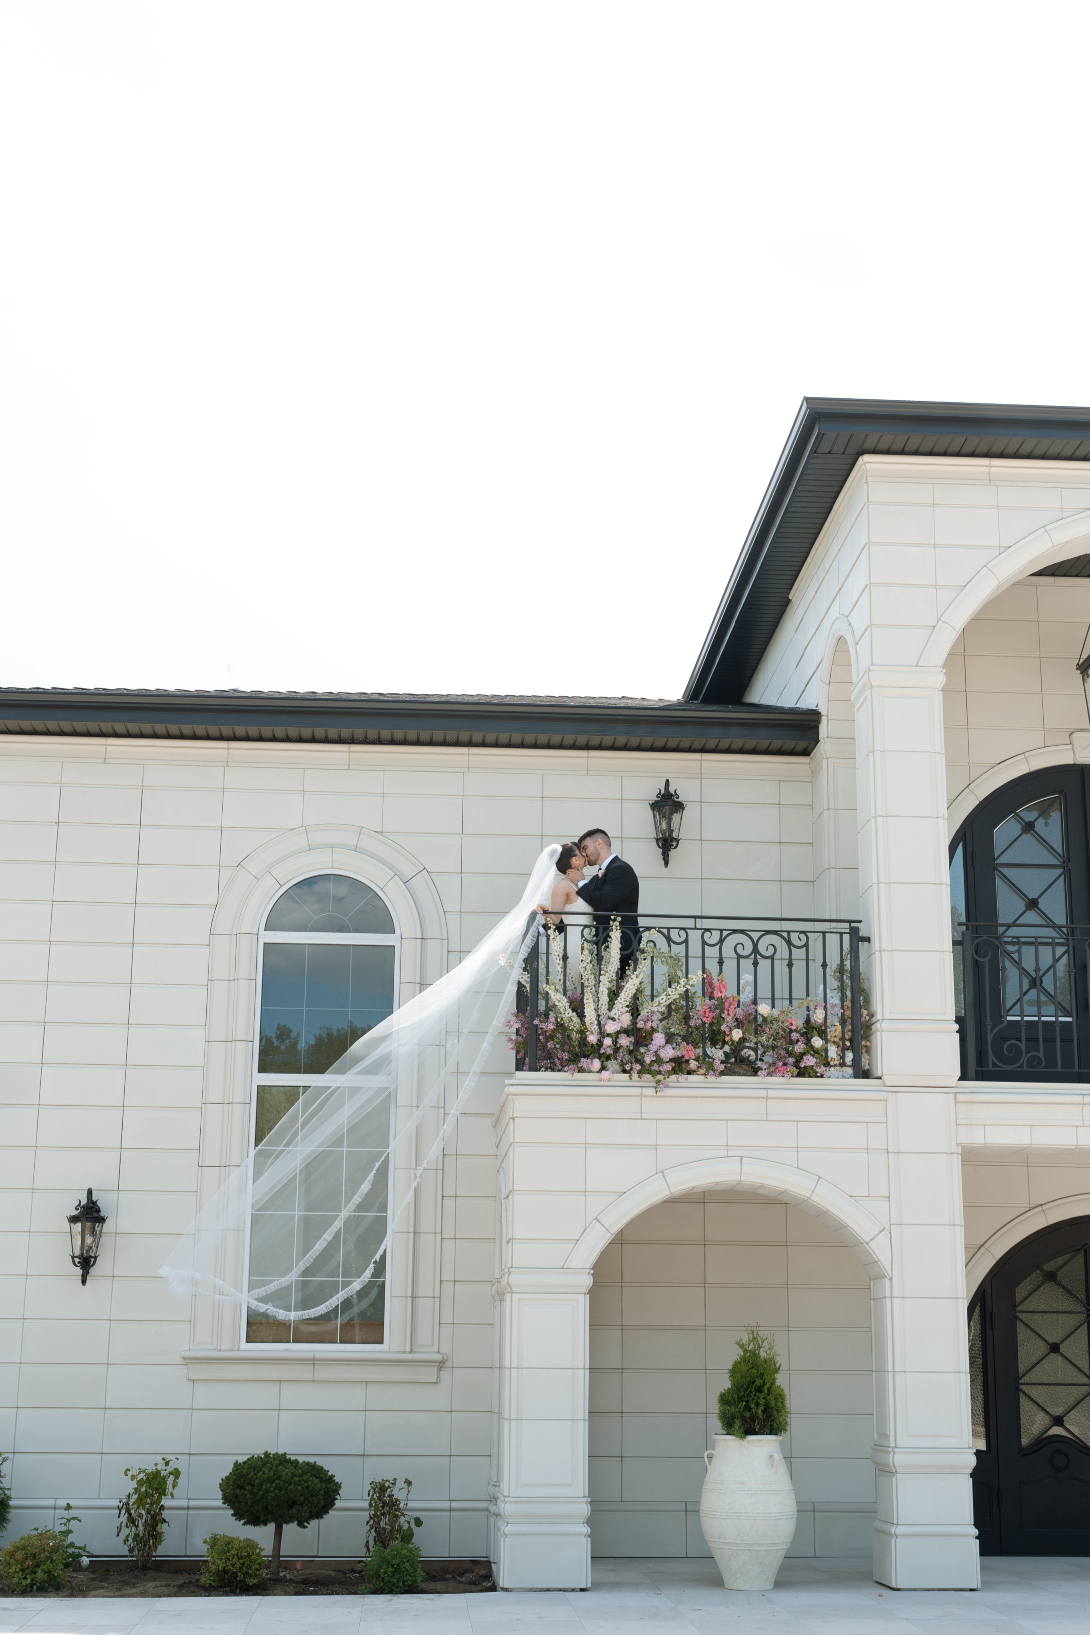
left=201, top=1532, right=266, bottom=1591
left=0, top=1454, right=10, bottom=1540
left=360, top=1541, right=423, bottom=1595
left=717, top=1324, right=789, bottom=1439
left=364, top=1477, right=422, bottom=1553
left=219, top=1451, right=340, bottom=1580
left=56, top=1503, right=90, bottom=1567
left=1, top=1529, right=68, bottom=1592
left=117, top=1458, right=181, bottom=1569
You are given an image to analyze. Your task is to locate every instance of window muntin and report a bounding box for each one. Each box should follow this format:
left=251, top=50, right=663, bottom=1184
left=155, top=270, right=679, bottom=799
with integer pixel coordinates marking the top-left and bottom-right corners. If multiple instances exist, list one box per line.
left=247, top=872, right=398, bottom=1347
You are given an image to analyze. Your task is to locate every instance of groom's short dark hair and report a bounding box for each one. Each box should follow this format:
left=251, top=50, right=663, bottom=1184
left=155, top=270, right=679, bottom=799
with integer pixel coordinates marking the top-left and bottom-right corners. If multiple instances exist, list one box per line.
left=578, top=827, right=610, bottom=848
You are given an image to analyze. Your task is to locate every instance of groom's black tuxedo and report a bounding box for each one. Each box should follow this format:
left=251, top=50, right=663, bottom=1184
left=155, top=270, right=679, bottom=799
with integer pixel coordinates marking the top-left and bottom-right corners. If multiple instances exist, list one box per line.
left=577, top=856, right=640, bottom=967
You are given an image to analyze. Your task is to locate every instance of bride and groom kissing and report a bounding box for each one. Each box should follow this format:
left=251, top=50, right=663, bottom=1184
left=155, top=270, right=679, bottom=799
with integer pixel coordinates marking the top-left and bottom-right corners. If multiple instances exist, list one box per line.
left=537, top=826, right=640, bottom=974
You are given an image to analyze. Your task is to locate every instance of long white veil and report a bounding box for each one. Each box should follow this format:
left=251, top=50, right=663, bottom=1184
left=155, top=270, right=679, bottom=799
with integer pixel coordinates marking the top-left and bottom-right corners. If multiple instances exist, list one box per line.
left=160, top=844, right=560, bottom=1330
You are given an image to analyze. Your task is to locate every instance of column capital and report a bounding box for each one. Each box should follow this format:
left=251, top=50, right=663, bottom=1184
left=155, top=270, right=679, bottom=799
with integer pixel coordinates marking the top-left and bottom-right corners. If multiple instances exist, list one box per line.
left=851, top=664, right=947, bottom=703
left=493, top=1268, right=594, bottom=1300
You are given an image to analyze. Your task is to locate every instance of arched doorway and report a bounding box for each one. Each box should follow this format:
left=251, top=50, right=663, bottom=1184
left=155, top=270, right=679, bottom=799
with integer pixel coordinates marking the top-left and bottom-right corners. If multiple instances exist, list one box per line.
left=969, top=1216, right=1090, bottom=1555
left=951, top=765, right=1090, bottom=1080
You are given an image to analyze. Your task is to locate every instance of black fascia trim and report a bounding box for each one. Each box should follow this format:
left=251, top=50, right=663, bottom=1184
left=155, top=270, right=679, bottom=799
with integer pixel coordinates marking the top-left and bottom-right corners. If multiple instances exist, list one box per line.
left=685, top=396, right=1090, bottom=705
left=0, top=689, right=820, bottom=752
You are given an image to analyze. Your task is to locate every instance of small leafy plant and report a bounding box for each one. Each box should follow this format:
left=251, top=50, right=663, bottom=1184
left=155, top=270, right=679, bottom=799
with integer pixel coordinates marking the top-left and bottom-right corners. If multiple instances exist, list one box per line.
left=717, top=1325, right=789, bottom=1439
left=364, top=1477, right=422, bottom=1553
left=0, top=1529, right=69, bottom=1592
left=359, top=1541, right=423, bottom=1595
left=117, top=1459, right=181, bottom=1569
left=57, top=1502, right=90, bottom=1567
left=200, top=1532, right=266, bottom=1591
left=0, top=1454, right=10, bottom=1540
left=219, top=1451, right=340, bottom=1580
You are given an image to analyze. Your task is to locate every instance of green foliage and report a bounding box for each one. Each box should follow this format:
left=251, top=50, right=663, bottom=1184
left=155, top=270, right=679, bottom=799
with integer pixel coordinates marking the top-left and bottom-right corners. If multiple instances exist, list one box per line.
left=364, top=1477, right=422, bottom=1553
left=219, top=1451, right=340, bottom=1578
left=258, top=1021, right=369, bottom=1075
left=117, top=1459, right=180, bottom=1570
left=717, top=1325, right=790, bottom=1439
left=359, top=1541, right=423, bottom=1595
left=200, top=1533, right=266, bottom=1591
left=1, top=1529, right=68, bottom=1592
left=57, top=1502, right=89, bottom=1566
left=0, top=1454, right=10, bottom=1540
left=219, top=1450, right=340, bottom=1531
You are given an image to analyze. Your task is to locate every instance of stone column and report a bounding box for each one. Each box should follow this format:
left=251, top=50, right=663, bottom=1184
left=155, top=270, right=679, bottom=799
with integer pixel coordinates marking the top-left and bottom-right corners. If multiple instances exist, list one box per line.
left=872, top=1090, right=978, bottom=1589
left=853, top=664, right=977, bottom=1588
left=851, top=664, right=960, bottom=1085
left=489, top=1268, right=593, bottom=1590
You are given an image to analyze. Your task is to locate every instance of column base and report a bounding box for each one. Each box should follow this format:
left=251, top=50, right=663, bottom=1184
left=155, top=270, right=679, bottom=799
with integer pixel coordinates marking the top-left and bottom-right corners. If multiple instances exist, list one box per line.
left=489, top=1494, right=591, bottom=1590
left=873, top=1521, right=980, bottom=1590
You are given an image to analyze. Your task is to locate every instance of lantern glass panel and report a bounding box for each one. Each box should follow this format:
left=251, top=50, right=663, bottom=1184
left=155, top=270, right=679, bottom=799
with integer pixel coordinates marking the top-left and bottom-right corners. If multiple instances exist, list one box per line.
left=69, top=1217, right=84, bottom=1261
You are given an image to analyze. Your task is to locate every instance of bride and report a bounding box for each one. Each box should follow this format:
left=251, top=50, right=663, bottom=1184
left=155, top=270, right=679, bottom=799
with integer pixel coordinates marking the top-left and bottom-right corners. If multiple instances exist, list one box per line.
left=542, top=841, right=593, bottom=965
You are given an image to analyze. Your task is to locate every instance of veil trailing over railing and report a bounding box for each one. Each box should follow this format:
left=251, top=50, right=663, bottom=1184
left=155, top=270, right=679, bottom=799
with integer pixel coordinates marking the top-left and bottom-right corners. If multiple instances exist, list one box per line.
left=160, top=845, right=561, bottom=1325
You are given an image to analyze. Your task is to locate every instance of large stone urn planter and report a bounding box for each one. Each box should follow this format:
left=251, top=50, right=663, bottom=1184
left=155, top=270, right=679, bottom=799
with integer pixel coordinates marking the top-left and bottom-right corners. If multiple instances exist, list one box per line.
left=699, top=1434, right=796, bottom=1590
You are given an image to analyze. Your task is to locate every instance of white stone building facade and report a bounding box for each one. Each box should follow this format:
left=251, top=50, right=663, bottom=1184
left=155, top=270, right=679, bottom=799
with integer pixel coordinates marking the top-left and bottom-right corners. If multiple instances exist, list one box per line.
left=4, top=398, right=1090, bottom=1591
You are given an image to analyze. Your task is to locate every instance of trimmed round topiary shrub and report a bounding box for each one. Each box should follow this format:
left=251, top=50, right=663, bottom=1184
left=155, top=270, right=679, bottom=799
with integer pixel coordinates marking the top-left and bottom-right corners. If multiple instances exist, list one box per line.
left=717, top=1324, right=789, bottom=1439
left=200, top=1532, right=267, bottom=1591
left=219, top=1451, right=340, bottom=1580
left=360, top=1541, right=423, bottom=1595
left=1, top=1529, right=69, bottom=1592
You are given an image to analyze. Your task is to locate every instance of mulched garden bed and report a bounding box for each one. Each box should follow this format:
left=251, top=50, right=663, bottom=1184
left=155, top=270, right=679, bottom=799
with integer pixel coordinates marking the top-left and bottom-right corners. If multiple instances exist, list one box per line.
left=0, top=1559, right=496, bottom=1597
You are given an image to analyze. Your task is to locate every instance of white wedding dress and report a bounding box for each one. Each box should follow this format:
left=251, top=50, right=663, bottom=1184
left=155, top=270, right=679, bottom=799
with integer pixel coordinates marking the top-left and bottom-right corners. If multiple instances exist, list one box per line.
left=552, top=876, right=594, bottom=972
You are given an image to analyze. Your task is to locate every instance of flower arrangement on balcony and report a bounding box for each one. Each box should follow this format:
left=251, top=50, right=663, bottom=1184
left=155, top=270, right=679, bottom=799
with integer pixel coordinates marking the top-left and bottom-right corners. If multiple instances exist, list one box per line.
left=508, top=920, right=868, bottom=1085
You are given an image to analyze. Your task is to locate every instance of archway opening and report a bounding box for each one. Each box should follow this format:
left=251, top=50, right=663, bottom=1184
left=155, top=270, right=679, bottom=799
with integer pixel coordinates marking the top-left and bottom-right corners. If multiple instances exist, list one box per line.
left=587, top=1187, right=876, bottom=1561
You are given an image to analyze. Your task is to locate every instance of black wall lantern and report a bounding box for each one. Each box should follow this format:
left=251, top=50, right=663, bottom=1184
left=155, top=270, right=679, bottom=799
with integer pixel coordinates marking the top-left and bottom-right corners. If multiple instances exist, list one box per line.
left=649, top=779, right=685, bottom=868
left=1078, top=624, right=1090, bottom=723
left=68, top=1189, right=107, bottom=1285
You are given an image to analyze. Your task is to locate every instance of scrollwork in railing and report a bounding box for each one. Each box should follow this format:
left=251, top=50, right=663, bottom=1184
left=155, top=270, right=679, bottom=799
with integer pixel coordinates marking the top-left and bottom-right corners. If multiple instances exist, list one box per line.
left=513, top=915, right=869, bottom=1083
left=958, top=924, right=1085, bottom=1077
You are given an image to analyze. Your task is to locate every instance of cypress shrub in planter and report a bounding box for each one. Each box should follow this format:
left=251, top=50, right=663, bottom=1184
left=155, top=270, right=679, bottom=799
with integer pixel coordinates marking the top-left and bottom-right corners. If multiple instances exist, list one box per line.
left=700, top=1326, right=797, bottom=1592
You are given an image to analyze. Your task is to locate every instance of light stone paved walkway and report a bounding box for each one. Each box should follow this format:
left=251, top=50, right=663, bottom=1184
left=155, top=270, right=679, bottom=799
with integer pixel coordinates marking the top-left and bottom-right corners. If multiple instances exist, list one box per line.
left=1, top=1557, right=1089, bottom=1635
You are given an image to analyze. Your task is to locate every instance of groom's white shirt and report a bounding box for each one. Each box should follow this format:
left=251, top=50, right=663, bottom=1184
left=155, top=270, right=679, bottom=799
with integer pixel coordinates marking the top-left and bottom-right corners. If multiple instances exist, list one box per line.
left=595, top=852, right=615, bottom=876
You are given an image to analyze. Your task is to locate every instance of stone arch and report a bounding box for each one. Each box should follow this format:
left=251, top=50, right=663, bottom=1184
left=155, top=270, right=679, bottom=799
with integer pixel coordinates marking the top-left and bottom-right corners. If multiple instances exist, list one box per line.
left=565, top=1154, right=892, bottom=1280
left=818, top=617, right=860, bottom=722
left=815, top=624, right=860, bottom=919
left=922, top=509, right=1090, bottom=669
left=965, top=1194, right=1090, bottom=1301
left=948, top=744, right=1081, bottom=837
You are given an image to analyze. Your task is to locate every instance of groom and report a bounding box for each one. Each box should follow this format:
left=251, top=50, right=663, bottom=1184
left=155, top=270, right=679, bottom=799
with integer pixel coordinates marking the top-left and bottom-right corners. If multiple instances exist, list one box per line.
left=576, top=827, right=640, bottom=978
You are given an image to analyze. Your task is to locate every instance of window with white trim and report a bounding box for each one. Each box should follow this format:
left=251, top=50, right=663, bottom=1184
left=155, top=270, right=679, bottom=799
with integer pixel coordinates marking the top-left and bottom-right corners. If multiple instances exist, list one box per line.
left=247, top=873, right=398, bottom=1346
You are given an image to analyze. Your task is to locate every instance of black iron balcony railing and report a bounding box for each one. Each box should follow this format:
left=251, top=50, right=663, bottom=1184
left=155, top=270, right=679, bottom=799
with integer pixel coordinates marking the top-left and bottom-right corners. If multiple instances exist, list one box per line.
left=514, top=915, right=869, bottom=1080
left=956, top=923, right=1090, bottom=1080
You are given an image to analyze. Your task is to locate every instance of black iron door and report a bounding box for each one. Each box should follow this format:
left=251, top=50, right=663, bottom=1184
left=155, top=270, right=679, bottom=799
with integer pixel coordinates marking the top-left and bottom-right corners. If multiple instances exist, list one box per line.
left=952, top=766, right=1090, bottom=1080
left=970, top=1218, right=1090, bottom=1554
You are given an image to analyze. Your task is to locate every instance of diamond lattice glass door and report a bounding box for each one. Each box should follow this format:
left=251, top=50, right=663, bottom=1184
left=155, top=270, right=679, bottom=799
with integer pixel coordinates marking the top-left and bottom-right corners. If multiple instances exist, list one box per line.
left=987, top=1220, right=1090, bottom=1553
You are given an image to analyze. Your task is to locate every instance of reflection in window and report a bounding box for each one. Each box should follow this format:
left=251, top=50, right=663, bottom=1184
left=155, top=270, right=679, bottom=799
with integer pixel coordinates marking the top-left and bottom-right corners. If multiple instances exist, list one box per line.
left=245, top=1084, right=390, bottom=1345
left=247, top=873, right=398, bottom=1346
left=259, top=944, right=396, bottom=1073
left=951, top=840, right=967, bottom=1016
left=1014, top=1248, right=1090, bottom=1450
left=993, top=797, right=1072, bottom=1021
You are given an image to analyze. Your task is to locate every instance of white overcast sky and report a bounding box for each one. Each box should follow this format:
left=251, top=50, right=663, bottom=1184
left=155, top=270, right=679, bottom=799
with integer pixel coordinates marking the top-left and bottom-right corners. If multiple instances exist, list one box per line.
left=2, top=2, right=1090, bottom=701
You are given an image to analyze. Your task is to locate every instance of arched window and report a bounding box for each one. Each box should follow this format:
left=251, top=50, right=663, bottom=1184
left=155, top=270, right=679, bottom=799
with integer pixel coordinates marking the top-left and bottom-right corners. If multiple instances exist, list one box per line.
left=247, top=873, right=399, bottom=1347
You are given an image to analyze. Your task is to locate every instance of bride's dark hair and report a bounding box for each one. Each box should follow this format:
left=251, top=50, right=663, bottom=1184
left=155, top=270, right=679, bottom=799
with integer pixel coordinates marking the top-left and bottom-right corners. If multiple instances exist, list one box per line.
left=556, top=842, right=581, bottom=874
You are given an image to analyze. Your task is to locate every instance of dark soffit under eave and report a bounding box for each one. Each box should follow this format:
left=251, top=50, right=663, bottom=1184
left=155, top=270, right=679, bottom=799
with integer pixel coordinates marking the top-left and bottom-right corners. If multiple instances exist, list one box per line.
left=685, top=397, right=1090, bottom=706
left=0, top=689, right=820, bottom=756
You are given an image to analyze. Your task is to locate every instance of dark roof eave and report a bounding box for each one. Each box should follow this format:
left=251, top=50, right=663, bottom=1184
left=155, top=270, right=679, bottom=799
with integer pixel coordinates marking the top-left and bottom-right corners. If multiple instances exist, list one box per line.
left=686, top=395, right=1090, bottom=705
left=0, top=689, right=821, bottom=756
